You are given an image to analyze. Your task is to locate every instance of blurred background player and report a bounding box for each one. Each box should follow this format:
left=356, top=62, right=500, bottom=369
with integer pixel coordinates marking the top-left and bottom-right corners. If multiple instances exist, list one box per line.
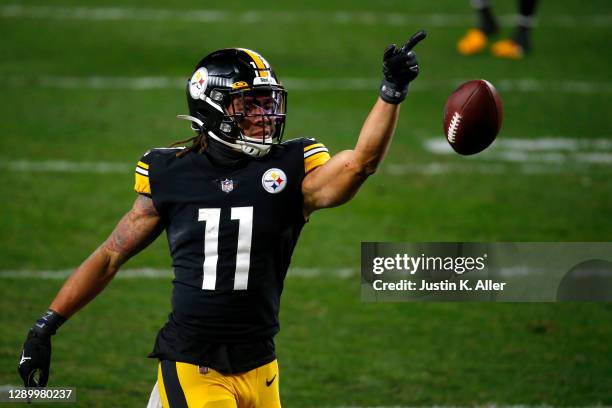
left=457, top=0, right=539, bottom=58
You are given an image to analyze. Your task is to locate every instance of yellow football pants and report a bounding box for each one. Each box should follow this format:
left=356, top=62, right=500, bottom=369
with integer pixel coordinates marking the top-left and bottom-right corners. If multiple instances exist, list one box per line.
left=157, top=359, right=281, bottom=408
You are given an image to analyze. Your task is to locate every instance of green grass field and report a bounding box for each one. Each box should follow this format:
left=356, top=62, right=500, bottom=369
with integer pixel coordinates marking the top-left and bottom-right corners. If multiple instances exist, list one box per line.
left=1, top=0, right=611, bottom=406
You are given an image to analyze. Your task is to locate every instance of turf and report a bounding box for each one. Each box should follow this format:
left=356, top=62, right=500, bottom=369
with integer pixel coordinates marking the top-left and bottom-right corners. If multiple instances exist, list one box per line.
left=1, top=0, right=611, bottom=406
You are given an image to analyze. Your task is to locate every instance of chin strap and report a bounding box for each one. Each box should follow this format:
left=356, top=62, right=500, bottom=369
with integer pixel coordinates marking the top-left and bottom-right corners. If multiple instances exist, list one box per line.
left=208, top=131, right=271, bottom=158
left=176, top=114, right=271, bottom=158
left=205, top=137, right=248, bottom=167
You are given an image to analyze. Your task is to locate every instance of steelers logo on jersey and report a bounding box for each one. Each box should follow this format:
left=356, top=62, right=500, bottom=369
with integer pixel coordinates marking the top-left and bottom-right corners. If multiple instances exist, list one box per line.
left=261, top=168, right=287, bottom=194
left=189, top=67, right=208, bottom=100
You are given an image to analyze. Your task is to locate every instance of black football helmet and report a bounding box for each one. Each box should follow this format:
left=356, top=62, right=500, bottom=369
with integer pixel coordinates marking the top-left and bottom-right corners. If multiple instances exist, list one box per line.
left=178, top=48, right=287, bottom=158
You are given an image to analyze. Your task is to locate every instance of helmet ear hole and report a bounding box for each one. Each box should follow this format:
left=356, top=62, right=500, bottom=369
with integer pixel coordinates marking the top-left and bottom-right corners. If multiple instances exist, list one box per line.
left=210, top=90, right=224, bottom=102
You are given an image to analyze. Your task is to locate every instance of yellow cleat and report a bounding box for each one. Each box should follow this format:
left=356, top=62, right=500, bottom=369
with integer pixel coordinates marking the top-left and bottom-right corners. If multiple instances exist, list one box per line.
left=491, top=39, right=525, bottom=59
left=457, top=29, right=488, bottom=56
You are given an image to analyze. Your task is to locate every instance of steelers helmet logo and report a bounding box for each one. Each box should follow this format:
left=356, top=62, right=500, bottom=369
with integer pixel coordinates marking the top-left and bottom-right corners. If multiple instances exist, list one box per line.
left=189, top=67, right=208, bottom=100
left=261, top=168, right=287, bottom=194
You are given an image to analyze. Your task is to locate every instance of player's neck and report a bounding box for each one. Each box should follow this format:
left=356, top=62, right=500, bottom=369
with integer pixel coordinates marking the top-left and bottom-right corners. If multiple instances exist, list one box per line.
left=205, top=141, right=250, bottom=168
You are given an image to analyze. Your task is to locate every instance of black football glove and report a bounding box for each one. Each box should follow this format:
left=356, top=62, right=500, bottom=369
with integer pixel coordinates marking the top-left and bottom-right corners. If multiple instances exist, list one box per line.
left=380, top=29, right=427, bottom=104
left=18, top=329, right=52, bottom=387
left=18, top=310, right=66, bottom=387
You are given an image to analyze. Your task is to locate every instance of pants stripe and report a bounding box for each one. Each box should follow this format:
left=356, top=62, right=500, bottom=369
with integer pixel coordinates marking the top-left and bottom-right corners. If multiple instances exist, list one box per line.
left=160, top=360, right=189, bottom=408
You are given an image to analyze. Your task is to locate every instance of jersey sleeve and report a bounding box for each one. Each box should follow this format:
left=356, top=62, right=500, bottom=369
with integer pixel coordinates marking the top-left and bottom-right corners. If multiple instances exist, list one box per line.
left=134, top=150, right=152, bottom=196
left=303, top=138, right=330, bottom=174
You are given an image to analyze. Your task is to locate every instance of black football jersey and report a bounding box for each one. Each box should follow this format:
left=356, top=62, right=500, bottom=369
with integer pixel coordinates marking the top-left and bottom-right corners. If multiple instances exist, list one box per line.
left=134, top=138, right=330, bottom=372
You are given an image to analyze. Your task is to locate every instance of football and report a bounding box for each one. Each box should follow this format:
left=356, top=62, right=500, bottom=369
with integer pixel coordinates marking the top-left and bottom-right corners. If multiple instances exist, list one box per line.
left=443, top=79, right=503, bottom=155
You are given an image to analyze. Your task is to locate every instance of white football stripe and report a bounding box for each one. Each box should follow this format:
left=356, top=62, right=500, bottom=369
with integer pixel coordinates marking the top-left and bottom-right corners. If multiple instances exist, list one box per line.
left=2, top=76, right=611, bottom=95
left=1, top=5, right=610, bottom=28
left=304, top=147, right=329, bottom=158
left=135, top=166, right=149, bottom=176
left=446, top=112, right=462, bottom=144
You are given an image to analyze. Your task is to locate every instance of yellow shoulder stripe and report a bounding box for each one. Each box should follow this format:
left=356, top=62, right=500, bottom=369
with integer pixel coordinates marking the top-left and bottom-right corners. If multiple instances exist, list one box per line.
left=137, top=161, right=149, bottom=170
left=304, top=143, right=324, bottom=153
left=134, top=173, right=151, bottom=195
left=304, top=151, right=331, bottom=174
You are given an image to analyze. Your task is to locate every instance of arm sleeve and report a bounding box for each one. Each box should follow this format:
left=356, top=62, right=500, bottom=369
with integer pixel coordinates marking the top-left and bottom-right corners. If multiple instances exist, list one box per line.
left=134, top=150, right=152, bottom=196
left=303, top=138, right=331, bottom=174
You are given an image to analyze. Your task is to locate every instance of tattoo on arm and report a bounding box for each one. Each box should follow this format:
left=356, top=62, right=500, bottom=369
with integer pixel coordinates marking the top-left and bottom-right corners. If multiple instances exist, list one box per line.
left=133, top=194, right=160, bottom=217
left=104, top=195, right=163, bottom=265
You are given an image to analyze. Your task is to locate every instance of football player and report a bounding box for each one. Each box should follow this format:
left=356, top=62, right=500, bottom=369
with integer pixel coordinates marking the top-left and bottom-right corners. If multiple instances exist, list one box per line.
left=18, top=31, right=427, bottom=407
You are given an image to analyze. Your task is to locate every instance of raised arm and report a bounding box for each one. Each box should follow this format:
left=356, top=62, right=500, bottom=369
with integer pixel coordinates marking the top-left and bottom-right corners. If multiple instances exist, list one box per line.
left=18, top=194, right=163, bottom=387
left=302, top=30, right=427, bottom=218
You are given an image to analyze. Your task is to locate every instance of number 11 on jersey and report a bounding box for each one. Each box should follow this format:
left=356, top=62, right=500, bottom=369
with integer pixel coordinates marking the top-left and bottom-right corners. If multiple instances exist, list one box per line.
left=198, top=207, right=254, bottom=290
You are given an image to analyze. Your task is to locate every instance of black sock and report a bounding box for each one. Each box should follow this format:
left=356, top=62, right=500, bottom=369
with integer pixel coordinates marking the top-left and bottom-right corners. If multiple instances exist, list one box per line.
left=519, top=0, right=538, bottom=16
left=472, top=0, right=499, bottom=36
left=513, top=25, right=531, bottom=52
left=512, top=0, right=538, bottom=52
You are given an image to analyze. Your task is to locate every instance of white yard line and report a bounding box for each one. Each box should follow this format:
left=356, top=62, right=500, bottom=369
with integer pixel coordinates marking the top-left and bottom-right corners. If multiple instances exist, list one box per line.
left=0, top=390, right=575, bottom=408
left=485, top=138, right=612, bottom=151
left=0, top=267, right=358, bottom=280
left=3, top=76, right=612, bottom=94
left=333, top=403, right=612, bottom=408
left=424, top=138, right=612, bottom=165
left=0, top=266, right=575, bottom=280
left=331, top=406, right=565, bottom=408
left=1, top=5, right=610, bottom=28
left=385, top=162, right=605, bottom=175
left=3, top=136, right=611, bottom=177
left=1, top=159, right=131, bottom=173
left=0, top=158, right=601, bottom=177
left=425, top=137, right=612, bottom=153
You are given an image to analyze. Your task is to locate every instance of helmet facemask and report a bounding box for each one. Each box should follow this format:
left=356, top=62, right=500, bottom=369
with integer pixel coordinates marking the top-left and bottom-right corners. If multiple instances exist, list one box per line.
left=220, top=87, right=286, bottom=156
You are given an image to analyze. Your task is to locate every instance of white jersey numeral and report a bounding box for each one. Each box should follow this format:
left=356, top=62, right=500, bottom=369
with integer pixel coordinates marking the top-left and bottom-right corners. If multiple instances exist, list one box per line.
left=198, top=208, right=221, bottom=290
left=198, top=206, right=254, bottom=290
left=231, top=207, right=253, bottom=290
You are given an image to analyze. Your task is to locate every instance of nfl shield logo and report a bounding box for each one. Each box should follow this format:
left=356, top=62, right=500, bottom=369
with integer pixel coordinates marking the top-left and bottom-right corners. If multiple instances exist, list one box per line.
left=220, top=179, right=234, bottom=193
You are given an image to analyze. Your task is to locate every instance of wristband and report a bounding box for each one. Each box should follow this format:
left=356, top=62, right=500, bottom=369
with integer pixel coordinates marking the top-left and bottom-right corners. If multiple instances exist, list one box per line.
left=32, top=309, right=66, bottom=336
left=379, top=79, right=408, bottom=104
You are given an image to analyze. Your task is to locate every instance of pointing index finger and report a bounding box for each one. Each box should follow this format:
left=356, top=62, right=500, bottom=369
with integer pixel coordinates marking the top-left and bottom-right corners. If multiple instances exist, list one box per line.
left=401, top=30, right=427, bottom=52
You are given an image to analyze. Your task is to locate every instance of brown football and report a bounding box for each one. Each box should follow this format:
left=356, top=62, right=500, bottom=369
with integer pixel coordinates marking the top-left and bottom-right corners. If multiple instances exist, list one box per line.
left=443, top=79, right=503, bottom=155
